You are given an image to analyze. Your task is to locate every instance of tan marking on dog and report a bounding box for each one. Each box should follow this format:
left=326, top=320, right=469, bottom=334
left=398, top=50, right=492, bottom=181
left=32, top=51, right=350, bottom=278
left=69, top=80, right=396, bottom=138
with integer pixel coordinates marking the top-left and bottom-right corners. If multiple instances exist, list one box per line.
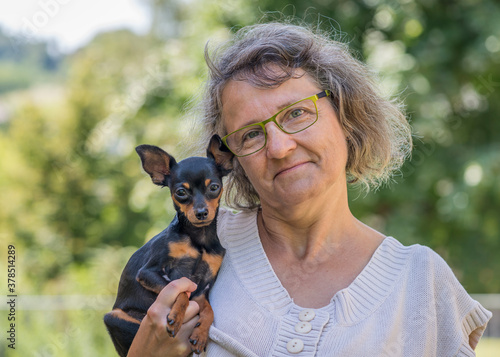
left=202, top=251, right=223, bottom=276
left=206, top=188, right=223, bottom=222
left=169, top=241, right=200, bottom=259
left=182, top=183, right=191, bottom=190
left=172, top=195, right=194, bottom=220
left=109, top=308, right=141, bottom=324
left=205, top=179, right=211, bottom=187
left=171, top=194, right=181, bottom=207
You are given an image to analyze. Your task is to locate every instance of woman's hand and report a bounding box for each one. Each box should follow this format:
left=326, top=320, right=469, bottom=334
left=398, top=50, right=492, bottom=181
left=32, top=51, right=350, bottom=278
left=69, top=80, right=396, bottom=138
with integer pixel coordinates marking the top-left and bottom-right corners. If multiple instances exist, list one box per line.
left=128, top=277, right=200, bottom=357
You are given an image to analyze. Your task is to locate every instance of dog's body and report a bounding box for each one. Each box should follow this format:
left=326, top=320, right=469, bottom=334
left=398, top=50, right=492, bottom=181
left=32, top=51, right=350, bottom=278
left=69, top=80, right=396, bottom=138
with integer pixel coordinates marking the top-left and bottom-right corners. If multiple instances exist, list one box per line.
left=104, top=136, right=233, bottom=356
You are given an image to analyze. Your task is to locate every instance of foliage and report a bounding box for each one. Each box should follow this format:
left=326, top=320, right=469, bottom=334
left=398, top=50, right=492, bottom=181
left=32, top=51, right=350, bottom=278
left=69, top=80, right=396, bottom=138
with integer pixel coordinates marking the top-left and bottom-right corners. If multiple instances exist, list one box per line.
left=0, top=0, right=499, bottom=354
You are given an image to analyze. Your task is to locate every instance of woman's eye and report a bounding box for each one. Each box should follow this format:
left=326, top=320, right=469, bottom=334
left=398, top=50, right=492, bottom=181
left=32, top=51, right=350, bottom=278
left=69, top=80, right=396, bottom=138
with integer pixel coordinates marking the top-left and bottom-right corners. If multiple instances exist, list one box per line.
left=209, top=184, right=220, bottom=192
left=243, top=130, right=262, bottom=141
left=176, top=189, right=187, bottom=197
left=290, top=108, right=304, bottom=118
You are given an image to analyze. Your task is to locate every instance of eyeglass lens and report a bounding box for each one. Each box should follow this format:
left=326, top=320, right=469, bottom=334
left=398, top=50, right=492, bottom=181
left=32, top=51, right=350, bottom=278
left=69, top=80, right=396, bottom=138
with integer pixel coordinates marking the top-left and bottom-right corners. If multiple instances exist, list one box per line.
left=226, top=98, right=317, bottom=156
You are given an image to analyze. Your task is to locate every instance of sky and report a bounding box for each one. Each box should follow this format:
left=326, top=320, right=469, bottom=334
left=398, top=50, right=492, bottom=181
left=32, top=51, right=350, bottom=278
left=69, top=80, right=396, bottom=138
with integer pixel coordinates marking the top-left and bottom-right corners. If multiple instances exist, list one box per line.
left=0, top=0, right=151, bottom=53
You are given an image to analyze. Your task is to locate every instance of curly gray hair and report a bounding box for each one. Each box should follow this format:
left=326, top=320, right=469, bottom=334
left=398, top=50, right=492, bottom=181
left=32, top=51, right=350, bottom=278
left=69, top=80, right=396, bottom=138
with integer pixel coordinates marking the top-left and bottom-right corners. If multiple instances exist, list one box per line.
left=194, top=21, right=412, bottom=210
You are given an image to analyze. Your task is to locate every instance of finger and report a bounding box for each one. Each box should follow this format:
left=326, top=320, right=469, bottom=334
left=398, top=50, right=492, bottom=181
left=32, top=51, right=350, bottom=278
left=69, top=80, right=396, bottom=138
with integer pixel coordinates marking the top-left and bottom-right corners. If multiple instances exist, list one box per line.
left=147, top=278, right=197, bottom=326
left=158, top=278, right=198, bottom=307
left=182, top=314, right=200, bottom=331
left=183, top=300, right=200, bottom=323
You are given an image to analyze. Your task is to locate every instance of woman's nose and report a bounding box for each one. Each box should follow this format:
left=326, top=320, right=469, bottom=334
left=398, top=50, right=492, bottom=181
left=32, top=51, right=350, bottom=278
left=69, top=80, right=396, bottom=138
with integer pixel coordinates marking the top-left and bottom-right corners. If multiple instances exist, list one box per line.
left=265, top=123, right=297, bottom=159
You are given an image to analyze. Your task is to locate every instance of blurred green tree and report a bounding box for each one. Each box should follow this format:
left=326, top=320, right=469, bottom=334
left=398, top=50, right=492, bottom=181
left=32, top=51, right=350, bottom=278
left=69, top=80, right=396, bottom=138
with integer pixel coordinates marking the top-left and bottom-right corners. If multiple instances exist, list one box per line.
left=0, top=0, right=499, bottom=297
left=3, top=2, right=498, bottom=355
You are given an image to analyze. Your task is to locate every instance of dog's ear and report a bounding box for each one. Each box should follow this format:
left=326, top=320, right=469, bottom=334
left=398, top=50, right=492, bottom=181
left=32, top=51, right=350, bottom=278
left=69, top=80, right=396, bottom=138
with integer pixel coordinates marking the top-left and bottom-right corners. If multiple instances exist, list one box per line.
left=206, top=135, right=234, bottom=176
left=135, top=145, right=177, bottom=186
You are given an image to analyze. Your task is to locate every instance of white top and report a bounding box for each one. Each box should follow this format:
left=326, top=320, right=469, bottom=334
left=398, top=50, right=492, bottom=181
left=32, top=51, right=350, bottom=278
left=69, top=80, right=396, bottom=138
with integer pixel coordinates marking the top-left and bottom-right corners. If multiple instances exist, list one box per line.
left=201, top=209, right=491, bottom=357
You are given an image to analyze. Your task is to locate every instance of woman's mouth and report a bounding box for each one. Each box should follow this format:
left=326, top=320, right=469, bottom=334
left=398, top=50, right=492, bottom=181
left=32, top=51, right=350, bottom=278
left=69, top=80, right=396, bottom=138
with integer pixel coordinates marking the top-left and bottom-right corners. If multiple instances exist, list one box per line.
left=274, top=161, right=310, bottom=178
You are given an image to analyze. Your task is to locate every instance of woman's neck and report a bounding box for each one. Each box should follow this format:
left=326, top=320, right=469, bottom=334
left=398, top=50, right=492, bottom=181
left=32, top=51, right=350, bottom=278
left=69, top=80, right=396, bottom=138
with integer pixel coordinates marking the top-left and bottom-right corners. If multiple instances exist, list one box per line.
left=258, top=186, right=362, bottom=261
left=257, top=190, right=386, bottom=307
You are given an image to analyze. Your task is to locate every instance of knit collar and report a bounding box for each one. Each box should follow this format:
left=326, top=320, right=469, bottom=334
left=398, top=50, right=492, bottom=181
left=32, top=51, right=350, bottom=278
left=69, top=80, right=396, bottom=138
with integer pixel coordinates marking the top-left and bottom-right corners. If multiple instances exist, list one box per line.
left=217, top=208, right=413, bottom=325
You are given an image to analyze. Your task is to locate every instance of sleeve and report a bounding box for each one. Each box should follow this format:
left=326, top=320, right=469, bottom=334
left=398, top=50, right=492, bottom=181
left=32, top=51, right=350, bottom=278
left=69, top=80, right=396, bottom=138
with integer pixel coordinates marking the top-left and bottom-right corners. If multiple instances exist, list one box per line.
left=426, top=247, right=492, bottom=355
left=462, top=302, right=491, bottom=351
left=216, top=207, right=230, bottom=248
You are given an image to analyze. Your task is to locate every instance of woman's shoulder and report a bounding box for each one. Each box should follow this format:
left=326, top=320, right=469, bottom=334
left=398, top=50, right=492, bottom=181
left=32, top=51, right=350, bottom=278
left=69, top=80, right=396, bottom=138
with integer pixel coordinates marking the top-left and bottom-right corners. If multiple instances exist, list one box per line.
left=216, top=206, right=256, bottom=227
left=393, top=238, right=492, bottom=352
left=383, top=236, right=453, bottom=273
left=386, top=237, right=489, bottom=314
left=374, top=237, right=472, bottom=299
left=362, top=236, right=455, bottom=294
left=216, top=207, right=258, bottom=247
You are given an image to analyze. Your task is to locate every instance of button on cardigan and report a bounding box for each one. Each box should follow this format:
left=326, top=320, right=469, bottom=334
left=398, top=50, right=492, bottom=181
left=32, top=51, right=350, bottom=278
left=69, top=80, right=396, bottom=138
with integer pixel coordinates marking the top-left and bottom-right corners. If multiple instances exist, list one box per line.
left=201, top=209, right=491, bottom=356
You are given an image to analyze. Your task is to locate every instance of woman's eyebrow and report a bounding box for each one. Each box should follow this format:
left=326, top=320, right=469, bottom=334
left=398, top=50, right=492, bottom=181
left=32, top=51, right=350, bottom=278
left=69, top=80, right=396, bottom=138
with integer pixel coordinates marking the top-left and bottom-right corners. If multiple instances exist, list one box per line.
left=232, top=96, right=303, bottom=129
left=265, top=96, right=303, bottom=116
left=275, top=96, right=303, bottom=111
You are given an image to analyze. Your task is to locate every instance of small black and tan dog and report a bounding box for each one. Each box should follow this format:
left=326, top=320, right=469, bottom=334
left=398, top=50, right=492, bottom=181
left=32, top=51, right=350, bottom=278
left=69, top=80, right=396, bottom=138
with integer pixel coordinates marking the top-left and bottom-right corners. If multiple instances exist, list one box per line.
left=104, top=135, right=233, bottom=356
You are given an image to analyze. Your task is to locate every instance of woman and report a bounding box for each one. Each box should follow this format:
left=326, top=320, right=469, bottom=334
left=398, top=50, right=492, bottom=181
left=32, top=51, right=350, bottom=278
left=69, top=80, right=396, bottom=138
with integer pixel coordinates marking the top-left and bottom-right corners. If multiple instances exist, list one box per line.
left=129, top=22, right=491, bottom=356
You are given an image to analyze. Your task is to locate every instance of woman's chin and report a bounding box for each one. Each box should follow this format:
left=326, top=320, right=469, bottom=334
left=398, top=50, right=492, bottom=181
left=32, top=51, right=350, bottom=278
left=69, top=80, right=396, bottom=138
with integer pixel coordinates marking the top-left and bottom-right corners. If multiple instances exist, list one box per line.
left=265, top=181, right=318, bottom=207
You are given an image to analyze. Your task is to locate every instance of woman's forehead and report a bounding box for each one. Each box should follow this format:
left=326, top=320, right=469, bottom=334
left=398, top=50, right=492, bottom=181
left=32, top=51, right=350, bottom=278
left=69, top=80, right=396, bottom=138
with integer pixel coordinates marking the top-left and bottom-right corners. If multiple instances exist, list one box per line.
left=221, top=70, right=317, bottom=111
left=220, top=75, right=319, bottom=132
left=222, top=65, right=309, bottom=95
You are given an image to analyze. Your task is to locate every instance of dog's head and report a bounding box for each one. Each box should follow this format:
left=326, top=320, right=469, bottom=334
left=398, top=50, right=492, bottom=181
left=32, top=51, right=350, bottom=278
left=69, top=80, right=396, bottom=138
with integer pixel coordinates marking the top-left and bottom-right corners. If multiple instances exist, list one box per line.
left=135, top=135, right=233, bottom=227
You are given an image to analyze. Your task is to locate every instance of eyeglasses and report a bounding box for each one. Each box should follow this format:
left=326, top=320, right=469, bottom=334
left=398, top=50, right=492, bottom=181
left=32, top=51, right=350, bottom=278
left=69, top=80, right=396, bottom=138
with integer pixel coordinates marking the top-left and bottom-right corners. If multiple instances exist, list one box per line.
left=221, top=90, right=331, bottom=157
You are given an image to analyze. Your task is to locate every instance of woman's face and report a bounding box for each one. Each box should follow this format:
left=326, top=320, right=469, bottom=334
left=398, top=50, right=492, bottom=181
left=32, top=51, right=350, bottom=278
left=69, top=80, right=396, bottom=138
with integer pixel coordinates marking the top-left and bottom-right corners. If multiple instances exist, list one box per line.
left=221, top=71, right=349, bottom=209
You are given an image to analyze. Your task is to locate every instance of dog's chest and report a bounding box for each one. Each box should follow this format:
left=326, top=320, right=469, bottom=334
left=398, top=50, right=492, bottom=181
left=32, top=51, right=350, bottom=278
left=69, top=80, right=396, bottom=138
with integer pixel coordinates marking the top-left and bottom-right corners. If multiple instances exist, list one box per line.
left=164, top=240, right=223, bottom=285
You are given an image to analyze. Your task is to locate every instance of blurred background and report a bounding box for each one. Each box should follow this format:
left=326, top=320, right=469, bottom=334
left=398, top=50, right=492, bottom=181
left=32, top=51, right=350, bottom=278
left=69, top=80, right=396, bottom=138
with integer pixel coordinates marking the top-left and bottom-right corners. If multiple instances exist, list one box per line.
left=0, top=0, right=499, bottom=355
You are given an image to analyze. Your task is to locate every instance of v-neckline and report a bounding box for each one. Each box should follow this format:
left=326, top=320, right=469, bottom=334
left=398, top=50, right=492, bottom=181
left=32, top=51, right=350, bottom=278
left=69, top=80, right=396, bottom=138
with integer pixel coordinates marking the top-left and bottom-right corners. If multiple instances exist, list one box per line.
left=218, top=208, right=413, bottom=324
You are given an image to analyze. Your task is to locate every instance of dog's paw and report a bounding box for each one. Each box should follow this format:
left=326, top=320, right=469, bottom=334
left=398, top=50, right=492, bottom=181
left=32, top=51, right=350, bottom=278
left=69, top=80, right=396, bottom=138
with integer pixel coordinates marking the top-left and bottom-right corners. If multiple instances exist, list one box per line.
left=165, top=312, right=183, bottom=338
left=165, top=292, right=189, bottom=338
left=189, top=322, right=209, bottom=354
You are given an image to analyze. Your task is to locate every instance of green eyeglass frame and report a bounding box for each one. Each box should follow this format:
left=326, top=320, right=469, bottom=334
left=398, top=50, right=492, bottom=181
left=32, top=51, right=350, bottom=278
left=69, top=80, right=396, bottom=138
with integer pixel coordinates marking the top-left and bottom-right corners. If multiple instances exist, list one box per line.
left=221, top=90, right=331, bottom=157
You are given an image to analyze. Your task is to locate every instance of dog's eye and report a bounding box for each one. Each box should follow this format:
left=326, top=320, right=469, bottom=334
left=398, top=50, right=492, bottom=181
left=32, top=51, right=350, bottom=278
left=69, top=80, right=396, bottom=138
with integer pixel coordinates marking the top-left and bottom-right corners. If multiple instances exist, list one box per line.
left=176, top=188, right=187, bottom=197
left=209, top=184, right=220, bottom=192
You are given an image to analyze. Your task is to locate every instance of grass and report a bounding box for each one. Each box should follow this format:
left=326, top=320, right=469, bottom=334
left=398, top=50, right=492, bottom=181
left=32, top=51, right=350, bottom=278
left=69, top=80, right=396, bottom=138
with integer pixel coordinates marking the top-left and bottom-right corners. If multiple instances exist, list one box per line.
left=4, top=308, right=117, bottom=357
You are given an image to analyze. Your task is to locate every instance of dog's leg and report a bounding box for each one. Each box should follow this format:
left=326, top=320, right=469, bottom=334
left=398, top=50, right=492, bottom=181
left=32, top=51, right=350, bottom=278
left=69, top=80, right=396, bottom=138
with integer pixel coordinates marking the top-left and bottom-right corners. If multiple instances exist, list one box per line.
left=104, top=309, right=141, bottom=357
left=166, top=292, right=190, bottom=338
left=136, top=268, right=168, bottom=294
left=188, top=294, right=214, bottom=354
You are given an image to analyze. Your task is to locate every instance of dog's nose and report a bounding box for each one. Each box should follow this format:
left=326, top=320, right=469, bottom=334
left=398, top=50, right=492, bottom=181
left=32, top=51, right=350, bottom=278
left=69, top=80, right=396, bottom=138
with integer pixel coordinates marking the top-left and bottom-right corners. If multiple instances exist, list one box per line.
left=195, top=208, right=209, bottom=220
